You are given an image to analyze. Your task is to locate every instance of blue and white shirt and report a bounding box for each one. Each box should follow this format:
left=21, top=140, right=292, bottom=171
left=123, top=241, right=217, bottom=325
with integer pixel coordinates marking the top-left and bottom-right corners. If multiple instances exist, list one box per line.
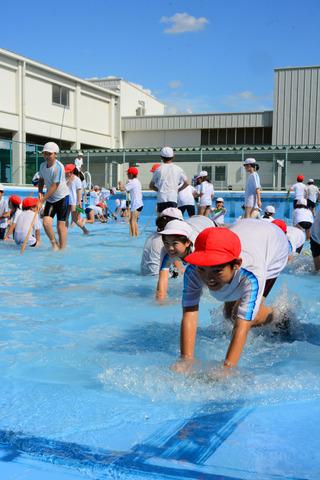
left=39, top=160, right=69, bottom=203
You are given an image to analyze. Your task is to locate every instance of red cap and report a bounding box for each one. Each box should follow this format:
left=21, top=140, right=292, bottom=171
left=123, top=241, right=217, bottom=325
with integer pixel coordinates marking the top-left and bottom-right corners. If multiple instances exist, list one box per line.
left=22, top=197, right=38, bottom=208
left=64, top=163, right=76, bottom=173
left=150, top=163, right=161, bottom=173
left=9, top=195, right=21, bottom=206
left=272, top=219, right=287, bottom=234
left=185, top=228, right=241, bottom=267
left=127, top=167, right=139, bottom=176
left=297, top=174, right=304, bottom=182
left=96, top=202, right=105, bottom=208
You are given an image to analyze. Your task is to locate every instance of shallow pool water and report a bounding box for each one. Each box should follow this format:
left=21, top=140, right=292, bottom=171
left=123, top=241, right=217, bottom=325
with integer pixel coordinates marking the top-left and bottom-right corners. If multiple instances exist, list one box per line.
left=1, top=193, right=320, bottom=479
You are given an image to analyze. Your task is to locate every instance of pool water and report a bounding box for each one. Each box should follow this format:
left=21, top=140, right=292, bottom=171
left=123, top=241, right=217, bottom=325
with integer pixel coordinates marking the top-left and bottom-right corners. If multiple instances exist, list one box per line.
left=1, top=190, right=320, bottom=479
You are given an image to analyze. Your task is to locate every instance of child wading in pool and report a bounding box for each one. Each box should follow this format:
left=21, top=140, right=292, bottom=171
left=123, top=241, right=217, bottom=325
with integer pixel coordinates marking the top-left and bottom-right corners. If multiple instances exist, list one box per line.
left=4, top=195, right=22, bottom=240
left=14, top=197, right=41, bottom=248
left=172, top=220, right=289, bottom=373
left=121, top=167, right=143, bottom=237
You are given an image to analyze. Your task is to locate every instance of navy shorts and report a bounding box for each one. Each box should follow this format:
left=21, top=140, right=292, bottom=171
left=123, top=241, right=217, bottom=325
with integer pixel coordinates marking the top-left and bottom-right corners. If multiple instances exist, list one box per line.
left=157, top=201, right=177, bottom=213
left=310, top=237, right=320, bottom=258
left=44, top=196, right=69, bottom=222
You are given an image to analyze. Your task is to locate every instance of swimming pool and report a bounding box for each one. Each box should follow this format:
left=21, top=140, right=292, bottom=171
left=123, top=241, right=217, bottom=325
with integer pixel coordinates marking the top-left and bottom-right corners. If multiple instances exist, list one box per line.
left=1, top=189, right=320, bottom=479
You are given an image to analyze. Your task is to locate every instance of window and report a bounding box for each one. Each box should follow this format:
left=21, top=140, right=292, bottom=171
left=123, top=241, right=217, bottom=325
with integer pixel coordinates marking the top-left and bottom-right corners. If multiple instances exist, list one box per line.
left=215, top=166, right=226, bottom=182
left=201, top=129, right=209, bottom=145
left=52, top=84, right=69, bottom=107
left=218, top=128, right=226, bottom=145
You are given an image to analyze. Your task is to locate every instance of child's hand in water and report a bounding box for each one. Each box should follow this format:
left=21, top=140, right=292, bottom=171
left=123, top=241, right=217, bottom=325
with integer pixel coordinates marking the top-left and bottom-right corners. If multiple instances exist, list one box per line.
left=171, top=357, right=195, bottom=373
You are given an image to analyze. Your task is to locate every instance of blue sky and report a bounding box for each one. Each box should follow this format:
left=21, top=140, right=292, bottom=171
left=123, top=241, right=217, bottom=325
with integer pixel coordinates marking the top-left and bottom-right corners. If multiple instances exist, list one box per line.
left=1, top=0, right=319, bottom=114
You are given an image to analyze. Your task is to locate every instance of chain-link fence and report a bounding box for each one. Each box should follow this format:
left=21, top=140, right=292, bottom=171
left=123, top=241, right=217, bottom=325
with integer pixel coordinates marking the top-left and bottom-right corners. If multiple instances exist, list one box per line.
left=1, top=139, right=320, bottom=190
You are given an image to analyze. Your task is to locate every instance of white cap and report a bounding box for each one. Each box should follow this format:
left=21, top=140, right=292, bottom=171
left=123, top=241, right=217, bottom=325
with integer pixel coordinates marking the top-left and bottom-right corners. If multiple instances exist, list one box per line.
left=158, top=219, right=193, bottom=240
left=196, top=170, right=208, bottom=179
left=78, top=151, right=84, bottom=156
left=243, top=158, right=256, bottom=165
left=160, top=208, right=183, bottom=220
left=42, top=142, right=59, bottom=154
left=265, top=205, right=275, bottom=214
left=298, top=198, right=307, bottom=206
left=308, top=179, right=314, bottom=183
left=216, top=197, right=224, bottom=202
left=0, top=183, right=4, bottom=191
left=160, top=146, right=174, bottom=158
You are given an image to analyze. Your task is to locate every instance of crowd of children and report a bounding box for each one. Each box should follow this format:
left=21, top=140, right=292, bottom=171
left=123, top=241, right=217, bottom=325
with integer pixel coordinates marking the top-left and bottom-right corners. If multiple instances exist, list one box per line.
left=1, top=144, right=320, bottom=374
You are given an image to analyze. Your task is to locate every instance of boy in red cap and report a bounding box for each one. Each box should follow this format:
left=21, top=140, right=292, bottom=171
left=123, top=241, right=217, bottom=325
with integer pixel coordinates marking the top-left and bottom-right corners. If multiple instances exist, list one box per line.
left=14, top=197, right=41, bottom=248
left=174, top=219, right=289, bottom=372
left=122, top=167, right=143, bottom=236
left=289, top=175, right=306, bottom=209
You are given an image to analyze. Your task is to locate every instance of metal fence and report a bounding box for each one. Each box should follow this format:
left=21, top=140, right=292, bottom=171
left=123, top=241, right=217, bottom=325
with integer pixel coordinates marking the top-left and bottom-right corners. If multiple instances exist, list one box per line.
left=1, top=139, right=320, bottom=190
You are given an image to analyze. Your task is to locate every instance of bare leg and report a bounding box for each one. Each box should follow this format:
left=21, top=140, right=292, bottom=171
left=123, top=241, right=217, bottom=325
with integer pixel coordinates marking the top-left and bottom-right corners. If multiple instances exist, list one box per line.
left=42, top=216, right=59, bottom=250
left=313, top=255, right=320, bottom=271
left=198, top=206, right=206, bottom=216
left=71, top=211, right=89, bottom=234
left=57, top=220, right=67, bottom=250
left=244, top=207, right=253, bottom=218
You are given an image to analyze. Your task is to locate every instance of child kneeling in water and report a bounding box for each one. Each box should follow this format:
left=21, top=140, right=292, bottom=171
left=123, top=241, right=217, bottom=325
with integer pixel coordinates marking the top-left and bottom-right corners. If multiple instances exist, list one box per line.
left=14, top=197, right=41, bottom=248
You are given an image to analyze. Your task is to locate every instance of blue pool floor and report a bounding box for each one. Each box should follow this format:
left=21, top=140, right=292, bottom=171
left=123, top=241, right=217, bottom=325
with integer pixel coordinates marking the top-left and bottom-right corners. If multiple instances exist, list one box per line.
left=1, top=204, right=320, bottom=480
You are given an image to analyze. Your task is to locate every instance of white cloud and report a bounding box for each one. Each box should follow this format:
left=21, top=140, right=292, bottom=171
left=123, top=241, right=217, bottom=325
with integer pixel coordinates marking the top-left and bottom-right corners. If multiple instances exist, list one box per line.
left=168, top=80, right=182, bottom=89
left=162, top=92, right=215, bottom=114
left=160, top=13, right=208, bottom=34
left=223, top=90, right=273, bottom=110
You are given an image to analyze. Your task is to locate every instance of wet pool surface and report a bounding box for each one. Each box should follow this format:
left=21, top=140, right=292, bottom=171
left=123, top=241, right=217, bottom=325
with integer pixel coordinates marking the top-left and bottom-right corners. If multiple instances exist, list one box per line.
left=1, top=196, right=320, bottom=479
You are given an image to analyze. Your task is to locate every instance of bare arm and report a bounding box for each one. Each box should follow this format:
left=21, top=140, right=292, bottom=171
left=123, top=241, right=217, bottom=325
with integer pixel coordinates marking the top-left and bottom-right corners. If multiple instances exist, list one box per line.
left=178, top=180, right=189, bottom=192
left=4, top=222, right=16, bottom=240
left=76, top=188, right=82, bottom=206
left=38, top=178, right=45, bottom=196
left=256, top=188, right=262, bottom=208
left=156, top=269, right=169, bottom=300
left=171, top=305, right=199, bottom=372
left=149, top=180, right=158, bottom=192
left=224, top=317, right=251, bottom=368
left=35, top=228, right=41, bottom=247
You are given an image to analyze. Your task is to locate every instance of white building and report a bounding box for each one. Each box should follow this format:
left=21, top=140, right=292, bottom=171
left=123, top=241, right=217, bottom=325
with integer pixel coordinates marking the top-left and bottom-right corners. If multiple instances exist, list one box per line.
left=0, top=48, right=121, bottom=183
left=88, top=76, right=165, bottom=117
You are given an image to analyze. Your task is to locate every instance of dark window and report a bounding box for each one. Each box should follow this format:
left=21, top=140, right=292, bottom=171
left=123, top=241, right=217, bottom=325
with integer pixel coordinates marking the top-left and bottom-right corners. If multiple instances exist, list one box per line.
left=255, top=128, right=263, bottom=145
left=201, top=129, right=209, bottom=145
left=263, top=127, right=272, bottom=144
left=226, top=128, right=236, bottom=145
left=52, top=84, right=69, bottom=107
left=236, top=128, right=245, bottom=145
left=245, top=128, right=254, bottom=144
left=218, top=128, right=226, bottom=145
left=209, top=129, right=218, bottom=145
left=215, top=166, right=226, bottom=181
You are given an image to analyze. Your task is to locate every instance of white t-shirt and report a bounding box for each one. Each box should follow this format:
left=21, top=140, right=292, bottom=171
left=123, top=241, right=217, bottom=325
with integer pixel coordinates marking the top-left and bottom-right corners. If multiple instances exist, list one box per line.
left=11, top=209, right=22, bottom=224
left=125, top=178, right=143, bottom=211
left=306, top=185, right=319, bottom=203
left=90, top=191, right=100, bottom=206
left=293, top=208, right=314, bottom=225
left=68, top=176, right=82, bottom=206
left=74, top=157, right=83, bottom=169
left=182, top=219, right=289, bottom=321
left=311, top=211, right=320, bottom=244
left=0, top=197, right=9, bottom=228
left=199, top=181, right=214, bottom=207
left=14, top=210, right=40, bottom=246
left=39, top=160, right=69, bottom=203
left=211, top=208, right=227, bottom=226
left=286, top=226, right=305, bottom=253
left=141, top=232, right=164, bottom=276
left=244, top=172, right=261, bottom=208
left=177, top=185, right=196, bottom=207
left=291, top=182, right=306, bottom=201
left=120, top=199, right=127, bottom=209
left=152, top=163, right=187, bottom=203
left=100, top=189, right=110, bottom=202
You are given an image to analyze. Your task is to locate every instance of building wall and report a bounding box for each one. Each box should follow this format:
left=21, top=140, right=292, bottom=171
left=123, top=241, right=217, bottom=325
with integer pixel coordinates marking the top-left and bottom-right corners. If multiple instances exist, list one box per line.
left=0, top=48, right=120, bottom=182
left=273, top=66, right=320, bottom=145
left=123, top=129, right=201, bottom=147
left=89, top=78, right=165, bottom=117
